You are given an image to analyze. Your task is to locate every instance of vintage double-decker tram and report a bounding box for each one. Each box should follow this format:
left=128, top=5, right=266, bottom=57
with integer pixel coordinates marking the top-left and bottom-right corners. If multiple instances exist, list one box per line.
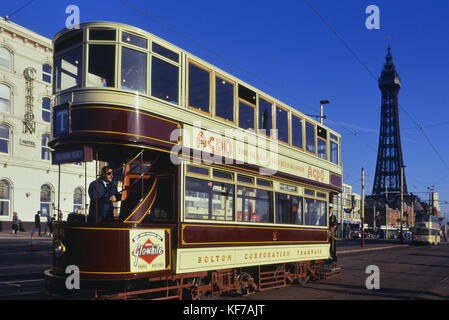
left=45, top=22, right=343, bottom=299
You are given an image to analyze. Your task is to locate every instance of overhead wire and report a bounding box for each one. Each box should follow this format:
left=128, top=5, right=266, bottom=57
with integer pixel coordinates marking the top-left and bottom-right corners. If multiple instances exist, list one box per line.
left=303, top=0, right=449, bottom=192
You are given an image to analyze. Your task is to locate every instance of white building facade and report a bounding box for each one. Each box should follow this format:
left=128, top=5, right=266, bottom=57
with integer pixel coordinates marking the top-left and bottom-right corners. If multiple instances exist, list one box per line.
left=0, top=18, right=95, bottom=231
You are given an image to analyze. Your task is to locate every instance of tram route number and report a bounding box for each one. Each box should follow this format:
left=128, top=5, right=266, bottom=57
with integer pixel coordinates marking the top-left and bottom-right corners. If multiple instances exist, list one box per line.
left=183, top=304, right=265, bottom=318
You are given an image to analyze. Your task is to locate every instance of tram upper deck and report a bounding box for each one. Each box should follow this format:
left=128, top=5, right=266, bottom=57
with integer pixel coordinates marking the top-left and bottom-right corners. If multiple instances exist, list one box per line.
left=50, top=22, right=342, bottom=193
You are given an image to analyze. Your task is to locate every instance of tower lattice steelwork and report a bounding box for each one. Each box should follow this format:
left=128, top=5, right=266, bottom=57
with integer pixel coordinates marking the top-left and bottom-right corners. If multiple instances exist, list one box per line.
left=372, top=46, right=407, bottom=195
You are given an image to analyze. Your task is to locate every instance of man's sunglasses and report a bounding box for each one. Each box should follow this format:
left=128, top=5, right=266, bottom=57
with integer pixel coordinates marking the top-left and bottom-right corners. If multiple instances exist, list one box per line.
left=104, top=171, right=113, bottom=176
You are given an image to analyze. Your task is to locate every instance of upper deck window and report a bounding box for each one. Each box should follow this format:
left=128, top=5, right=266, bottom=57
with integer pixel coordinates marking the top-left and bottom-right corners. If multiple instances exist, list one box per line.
left=152, top=42, right=179, bottom=63
left=239, top=100, right=255, bottom=131
left=292, top=114, right=303, bottom=149
left=188, top=62, right=210, bottom=113
left=330, top=134, right=339, bottom=165
left=89, top=29, right=116, bottom=41
left=151, top=56, right=178, bottom=104
left=88, top=44, right=116, bottom=88
left=317, top=126, right=327, bottom=160
left=55, top=48, right=83, bottom=92
left=54, top=30, right=83, bottom=53
left=215, top=75, right=234, bottom=123
left=276, top=106, right=289, bottom=143
left=258, top=97, right=273, bottom=137
left=122, top=32, right=148, bottom=49
left=305, top=122, right=315, bottom=154
left=121, top=47, right=147, bottom=94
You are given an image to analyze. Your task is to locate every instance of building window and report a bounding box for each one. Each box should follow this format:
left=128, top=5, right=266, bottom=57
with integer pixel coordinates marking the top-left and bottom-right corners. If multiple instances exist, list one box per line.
left=0, top=180, right=11, bottom=216
left=41, top=134, right=51, bottom=160
left=42, top=64, right=52, bottom=83
left=42, top=98, right=51, bottom=122
left=40, top=184, right=52, bottom=217
left=73, top=187, right=84, bottom=213
left=0, top=47, right=11, bottom=70
left=151, top=56, right=178, bottom=104
left=121, top=47, right=147, bottom=94
left=0, top=124, right=10, bottom=154
left=0, top=84, right=11, bottom=114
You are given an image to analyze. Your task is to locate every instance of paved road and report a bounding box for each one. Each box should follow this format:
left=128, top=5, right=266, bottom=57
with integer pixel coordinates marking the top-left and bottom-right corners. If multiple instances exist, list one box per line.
left=0, top=232, right=447, bottom=300
left=223, top=242, right=449, bottom=300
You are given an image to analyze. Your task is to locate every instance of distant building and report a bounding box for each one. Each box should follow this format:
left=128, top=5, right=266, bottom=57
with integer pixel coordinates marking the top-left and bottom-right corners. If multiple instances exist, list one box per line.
left=332, top=183, right=361, bottom=238
left=0, top=18, right=95, bottom=231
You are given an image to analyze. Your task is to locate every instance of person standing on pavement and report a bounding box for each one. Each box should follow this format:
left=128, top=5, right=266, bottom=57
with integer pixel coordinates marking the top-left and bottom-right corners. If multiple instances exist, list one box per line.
left=44, top=212, right=53, bottom=236
left=11, top=211, right=19, bottom=234
left=32, top=211, right=41, bottom=236
left=329, top=207, right=338, bottom=262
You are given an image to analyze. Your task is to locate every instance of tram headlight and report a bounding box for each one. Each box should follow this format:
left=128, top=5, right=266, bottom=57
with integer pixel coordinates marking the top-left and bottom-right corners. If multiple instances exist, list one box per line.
left=54, top=239, right=66, bottom=258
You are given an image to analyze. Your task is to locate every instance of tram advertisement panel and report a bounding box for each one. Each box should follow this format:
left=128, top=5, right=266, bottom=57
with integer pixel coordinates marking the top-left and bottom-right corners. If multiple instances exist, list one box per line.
left=129, top=229, right=167, bottom=273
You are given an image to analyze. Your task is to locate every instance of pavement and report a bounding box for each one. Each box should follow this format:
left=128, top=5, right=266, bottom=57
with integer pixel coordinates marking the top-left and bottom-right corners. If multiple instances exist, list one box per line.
left=0, top=230, right=53, bottom=240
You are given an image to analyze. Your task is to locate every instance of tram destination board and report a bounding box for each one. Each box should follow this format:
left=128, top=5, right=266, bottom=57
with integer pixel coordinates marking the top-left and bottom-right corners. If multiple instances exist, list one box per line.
left=52, top=146, right=93, bottom=164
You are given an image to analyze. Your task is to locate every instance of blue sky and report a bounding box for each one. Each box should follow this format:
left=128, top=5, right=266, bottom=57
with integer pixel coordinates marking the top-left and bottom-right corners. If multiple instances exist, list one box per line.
left=2, top=0, right=448, bottom=210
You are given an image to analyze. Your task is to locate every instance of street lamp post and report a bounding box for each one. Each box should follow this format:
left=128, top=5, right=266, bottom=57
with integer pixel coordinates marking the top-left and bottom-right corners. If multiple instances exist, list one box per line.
left=400, top=165, right=405, bottom=244
left=319, top=100, right=330, bottom=125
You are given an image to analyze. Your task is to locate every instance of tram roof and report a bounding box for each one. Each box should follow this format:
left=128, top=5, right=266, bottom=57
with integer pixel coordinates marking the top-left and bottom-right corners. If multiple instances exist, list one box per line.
left=53, top=21, right=340, bottom=137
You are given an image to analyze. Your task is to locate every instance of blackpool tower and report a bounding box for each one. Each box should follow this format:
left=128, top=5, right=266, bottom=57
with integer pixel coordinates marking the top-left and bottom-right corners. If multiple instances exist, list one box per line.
left=372, top=46, right=407, bottom=195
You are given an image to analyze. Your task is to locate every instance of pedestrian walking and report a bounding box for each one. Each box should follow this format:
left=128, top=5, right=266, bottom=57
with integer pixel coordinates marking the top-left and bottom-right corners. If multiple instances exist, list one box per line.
left=44, top=212, right=53, bottom=236
left=11, top=211, right=19, bottom=234
left=32, top=211, right=41, bottom=236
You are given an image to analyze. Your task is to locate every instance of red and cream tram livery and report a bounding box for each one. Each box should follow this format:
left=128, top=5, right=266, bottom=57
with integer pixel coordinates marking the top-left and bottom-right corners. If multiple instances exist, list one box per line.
left=45, top=22, right=343, bottom=299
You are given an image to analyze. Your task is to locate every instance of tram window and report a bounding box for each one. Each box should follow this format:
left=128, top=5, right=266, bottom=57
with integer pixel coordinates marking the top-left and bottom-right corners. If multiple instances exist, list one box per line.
left=317, top=138, right=326, bottom=160
left=291, top=115, right=303, bottom=149
left=55, top=48, right=82, bottom=92
left=122, top=32, right=148, bottom=49
left=304, top=189, right=314, bottom=196
left=89, top=29, right=116, bottom=41
left=239, top=100, right=255, bottom=131
left=185, top=177, right=234, bottom=221
left=304, top=198, right=326, bottom=226
left=237, top=187, right=273, bottom=223
left=257, top=179, right=272, bottom=188
left=280, top=184, right=297, bottom=192
left=276, top=106, right=289, bottom=143
left=276, top=193, right=303, bottom=225
left=258, top=97, right=273, bottom=137
left=237, top=175, right=253, bottom=184
left=317, top=126, right=327, bottom=139
left=144, top=176, right=175, bottom=222
left=238, top=84, right=256, bottom=105
left=213, top=170, right=233, bottom=181
left=316, top=192, right=326, bottom=199
left=330, top=140, right=339, bottom=165
left=188, top=62, right=210, bottom=113
left=88, top=45, right=116, bottom=88
left=187, top=165, right=209, bottom=176
left=152, top=42, right=179, bottom=63
left=306, top=122, right=315, bottom=154
left=54, top=30, right=83, bottom=53
left=215, top=75, right=234, bottom=122
left=151, top=56, right=179, bottom=104
left=121, top=47, right=147, bottom=94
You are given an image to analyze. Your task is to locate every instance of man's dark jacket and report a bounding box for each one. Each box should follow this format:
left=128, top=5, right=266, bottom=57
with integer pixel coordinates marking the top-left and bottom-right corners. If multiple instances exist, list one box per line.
left=88, top=178, right=120, bottom=223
